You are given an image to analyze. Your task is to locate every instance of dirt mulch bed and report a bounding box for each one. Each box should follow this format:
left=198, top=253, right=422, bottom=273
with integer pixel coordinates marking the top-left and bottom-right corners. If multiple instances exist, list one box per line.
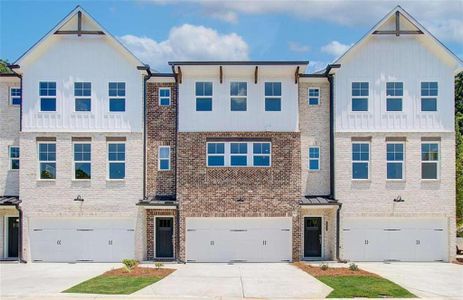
left=103, top=267, right=175, bottom=277
left=294, top=262, right=379, bottom=277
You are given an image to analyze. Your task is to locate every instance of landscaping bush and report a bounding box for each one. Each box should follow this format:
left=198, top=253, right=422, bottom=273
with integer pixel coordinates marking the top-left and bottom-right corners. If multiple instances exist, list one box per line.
left=155, top=262, right=164, bottom=269
left=122, top=259, right=139, bottom=272
left=349, top=263, right=359, bottom=271
left=320, top=263, right=329, bottom=270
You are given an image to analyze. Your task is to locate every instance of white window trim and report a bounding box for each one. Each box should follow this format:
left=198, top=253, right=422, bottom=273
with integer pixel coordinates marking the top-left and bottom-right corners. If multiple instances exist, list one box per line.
left=419, top=81, right=439, bottom=113
left=230, top=81, right=248, bottom=112
left=37, top=142, right=56, bottom=181
left=195, top=81, right=213, bottom=112
left=39, top=81, right=57, bottom=113
left=307, top=87, right=320, bottom=106
left=159, top=87, right=171, bottom=106
left=206, top=142, right=225, bottom=167
left=158, top=146, right=171, bottom=171
left=264, top=81, right=282, bottom=112
left=73, top=81, right=92, bottom=113
left=386, top=142, right=405, bottom=181
left=230, top=142, right=248, bottom=166
left=206, top=141, right=272, bottom=168
left=352, top=142, right=370, bottom=181
left=107, top=142, right=126, bottom=181
left=108, top=81, right=127, bottom=113
left=350, top=81, right=370, bottom=113
left=9, top=146, right=19, bottom=171
left=421, top=142, right=440, bottom=181
left=9, top=87, right=21, bottom=106
left=385, top=82, right=403, bottom=112
left=73, top=142, right=91, bottom=181
left=252, top=142, right=272, bottom=167
left=308, top=146, right=320, bottom=171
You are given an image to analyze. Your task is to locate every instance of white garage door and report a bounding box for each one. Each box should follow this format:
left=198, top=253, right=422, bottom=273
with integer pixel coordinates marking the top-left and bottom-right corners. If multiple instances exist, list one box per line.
left=30, top=218, right=135, bottom=262
left=186, top=217, right=292, bottom=262
left=342, top=218, right=448, bottom=262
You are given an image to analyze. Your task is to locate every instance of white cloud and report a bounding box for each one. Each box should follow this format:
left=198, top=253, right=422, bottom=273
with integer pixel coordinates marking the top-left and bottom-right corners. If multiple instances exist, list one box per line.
left=307, top=61, right=328, bottom=73
left=321, top=41, right=352, bottom=58
left=288, top=42, right=310, bottom=53
left=119, top=24, right=249, bottom=71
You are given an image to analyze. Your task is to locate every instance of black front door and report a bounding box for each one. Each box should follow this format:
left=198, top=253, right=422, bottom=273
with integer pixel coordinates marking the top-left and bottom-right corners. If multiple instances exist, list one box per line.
left=8, top=217, right=19, bottom=258
left=304, top=217, right=322, bottom=257
left=156, top=218, right=173, bottom=258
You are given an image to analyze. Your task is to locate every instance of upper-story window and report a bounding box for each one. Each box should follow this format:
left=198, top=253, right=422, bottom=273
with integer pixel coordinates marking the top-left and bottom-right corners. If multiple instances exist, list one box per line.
left=253, top=142, right=271, bottom=166
left=109, top=82, right=126, bottom=112
left=352, top=143, right=369, bottom=179
left=39, top=82, right=56, bottom=112
left=159, top=88, right=171, bottom=106
left=158, top=146, right=171, bottom=170
left=351, top=82, right=368, bottom=112
left=230, top=142, right=247, bottom=166
left=421, top=143, right=439, bottom=180
left=74, top=82, right=91, bottom=112
left=74, top=143, right=91, bottom=180
left=308, top=146, right=320, bottom=171
left=9, top=146, right=19, bottom=170
left=196, top=82, right=213, bottom=111
left=38, top=143, right=56, bottom=179
left=230, top=82, right=247, bottom=111
left=386, top=82, right=403, bottom=112
left=206, top=142, right=271, bottom=167
left=421, top=82, right=438, bottom=112
left=207, top=142, right=225, bottom=166
left=10, top=87, right=21, bottom=105
left=308, top=88, right=320, bottom=105
left=265, top=82, right=281, bottom=111
left=108, top=143, right=125, bottom=179
left=386, top=143, right=404, bottom=180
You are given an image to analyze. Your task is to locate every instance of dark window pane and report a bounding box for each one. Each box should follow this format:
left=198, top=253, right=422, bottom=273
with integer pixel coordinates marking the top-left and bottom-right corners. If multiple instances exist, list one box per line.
left=41, top=98, right=56, bottom=111
left=208, top=156, right=224, bottom=166
left=231, top=98, right=247, bottom=111
left=421, top=98, right=437, bottom=111
left=110, top=98, right=125, bottom=112
left=254, top=156, right=270, bottom=166
left=160, top=89, right=170, bottom=97
left=387, top=163, right=403, bottom=179
left=196, top=98, right=212, bottom=111
left=422, top=163, right=437, bottom=179
left=265, top=98, right=281, bottom=111
left=352, top=162, right=368, bottom=179
left=11, top=159, right=19, bottom=170
left=160, top=97, right=170, bottom=106
left=109, top=162, right=125, bottom=179
left=387, top=98, right=402, bottom=111
left=160, top=159, right=170, bottom=170
left=75, top=162, right=91, bottom=179
left=40, top=162, right=56, bottom=179
left=352, top=98, right=368, bottom=111
left=309, top=160, right=319, bottom=170
left=309, top=97, right=319, bottom=105
left=75, top=98, right=91, bottom=111
left=231, top=156, right=247, bottom=166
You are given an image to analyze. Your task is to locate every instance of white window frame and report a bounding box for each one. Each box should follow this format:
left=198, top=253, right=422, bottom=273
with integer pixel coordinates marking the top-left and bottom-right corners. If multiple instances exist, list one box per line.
left=159, top=87, right=171, bottom=106
left=9, top=146, right=19, bottom=170
left=39, top=81, right=57, bottom=112
left=351, top=81, right=369, bottom=112
left=206, top=141, right=271, bottom=167
left=308, top=87, right=320, bottom=106
left=107, top=142, right=126, bottom=180
left=252, top=142, right=272, bottom=167
left=73, top=142, right=91, bottom=180
left=230, top=142, right=248, bottom=166
left=37, top=142, right=56, bottom=180
left=386, top=142, right=405, bottom=180
left=74, top=82, right=92, bottom=112
left=108, top=81, right=126, bottom=112
left=420, top=81, right=438, bottom=112
left=158, top=146, right=171, bottom=171
left=230, top=81, right=248, bottom=112
left=9, top=87, right=21, bottom=106
left=386, top=82, right=403, bottom=112
left=352, top=142, right=370, bottom=180
left=195, top=81, right=213, bottom=111
left=206, top=142, right=225, bottom=167
left=421, top=142, right=440, bottom=180
left=264, top=82, right=282, bottom=112
left=308, top=146, right=320, bottom=171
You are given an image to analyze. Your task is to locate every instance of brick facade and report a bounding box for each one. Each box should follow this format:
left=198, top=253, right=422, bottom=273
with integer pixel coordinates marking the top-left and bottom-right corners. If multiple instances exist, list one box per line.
left=146, top=209, right=177, bottom=260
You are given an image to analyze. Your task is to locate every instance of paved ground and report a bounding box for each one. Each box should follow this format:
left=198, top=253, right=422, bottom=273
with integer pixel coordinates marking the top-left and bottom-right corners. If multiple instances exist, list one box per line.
left=359, top=262, right=463, bottom=299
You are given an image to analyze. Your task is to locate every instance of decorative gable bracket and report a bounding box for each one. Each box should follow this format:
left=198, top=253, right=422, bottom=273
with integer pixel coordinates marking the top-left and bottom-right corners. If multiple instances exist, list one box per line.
left=373, top=11, right=423, bottom=36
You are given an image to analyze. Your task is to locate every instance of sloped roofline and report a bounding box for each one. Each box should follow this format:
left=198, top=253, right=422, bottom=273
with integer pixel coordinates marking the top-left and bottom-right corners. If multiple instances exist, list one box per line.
left=334, top=5, right=463, bottom=72
left=14, top=5, right=147, bottom=70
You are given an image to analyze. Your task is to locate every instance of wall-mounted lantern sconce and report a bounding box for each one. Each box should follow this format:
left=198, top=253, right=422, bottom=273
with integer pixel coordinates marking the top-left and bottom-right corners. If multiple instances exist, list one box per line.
left=236, top=197, right=244, bottom=203
left=74, top=195, right=84, bottom=202
left=393, top=195, right=404, bottom=203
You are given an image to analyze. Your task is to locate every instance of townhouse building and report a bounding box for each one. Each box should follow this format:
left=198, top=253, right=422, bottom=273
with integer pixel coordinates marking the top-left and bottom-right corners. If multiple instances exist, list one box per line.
left=0, top=5, right=461, bottom=263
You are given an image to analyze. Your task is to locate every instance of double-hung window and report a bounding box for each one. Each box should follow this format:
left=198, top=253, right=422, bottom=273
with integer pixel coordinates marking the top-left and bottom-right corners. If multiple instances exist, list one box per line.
left=308, top=88, right=320, bottom=105
left=74, top=143, right=91, bottom=180
left=265, top=82, right=282, bottom=111
left=158, top=146, right=171, bottom=170
left=253, top=142, right=271, bottom=166
left=196, top=82, right=213, bottom=111
left=159, top=88, right=171, bottom=106
left=74, top=82, right=91, bottom=112
left=386, top=82, right=403, bottom=112
left=230, top=82, right=247, bottom=111
left=39, top=82, right=56, bottom=112
left=308, top=147, right=320, bottom=171
left=10, top=87, right=21, bottom=105
left=230, top=143, right=247, bottom=166
left=207, top=143, right=225, bottom=166
left=421, top=82, right=438, bottom=112
left=352, top=82, right=368, bottom=111
left=9, top=146, right=19, bottom=170
left=109, top=82, right=126, bottom=112
left=38, top=143, right=56, bottom=179
left=108, top=143, right=125, bottom=179
left=386, top=143, right=404, bottom=180
left=352, top=143, right=369, bottom=179
left=421, top=143, right=439, bottom=179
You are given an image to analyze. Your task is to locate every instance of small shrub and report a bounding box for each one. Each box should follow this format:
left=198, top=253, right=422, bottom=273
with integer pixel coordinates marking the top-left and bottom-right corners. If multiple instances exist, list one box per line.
left=320, top=263, right=329, bottom=271
left=155, top=262, right=164, bottom=269
left=349, top=263, right=359, bottom=271
left=122, top=259, right=139, bottom=272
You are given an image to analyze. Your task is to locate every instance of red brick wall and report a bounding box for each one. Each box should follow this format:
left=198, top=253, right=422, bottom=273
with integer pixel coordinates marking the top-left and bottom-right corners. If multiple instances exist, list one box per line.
left=146, top=209, right=177, bottom=260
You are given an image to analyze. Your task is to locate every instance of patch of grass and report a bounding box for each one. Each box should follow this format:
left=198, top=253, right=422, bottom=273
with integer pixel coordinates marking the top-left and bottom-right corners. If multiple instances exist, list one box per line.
left=64, top=275, right=162, bottom=295
left=317, top=275, right=416, bottom=298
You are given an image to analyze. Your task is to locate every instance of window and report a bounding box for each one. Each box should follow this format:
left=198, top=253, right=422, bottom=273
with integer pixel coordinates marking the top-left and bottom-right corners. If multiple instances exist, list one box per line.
left=39, top=82, right=56, bottom=112
left=38, top=143, right=56, bottom=179
left=74, top=143, right=91, bottom=180
left=109, top=82, right=126, bottom=112
left=386, top=143, right=404, bottom=180
left=196, top=82, right=213, bottom=111
left=265, top=82, right=281, bottom=111
left=159, top=88, right=171, bottom=106
left=386, top=82, right=403, bottom=112
left=308, top=88, right=320, bottom=105
left=352, top=82, right=368, bottom=111
left=74, top=82, right=91, bottom=112
left=230, top=82, right=247, bottom=111
left=253, top=142, right=271, bottom=166
left=158, top=146, right=171, bottom=170
left=207, top=143, right=225, bottom=166
left=352, top=143, right=369, bottom=179
left=9, top=146, right=19, bottom=170
left=108, top=143, right=125, bottom=179
left=230, top=143, right=247, bottom=166
left=421, top=82, right=438, bottom=111
left=421, top=143, right=439, bottom=179
left=10, top=87, right=21, bottom=105
left=308, top=147, right=320, bottom=171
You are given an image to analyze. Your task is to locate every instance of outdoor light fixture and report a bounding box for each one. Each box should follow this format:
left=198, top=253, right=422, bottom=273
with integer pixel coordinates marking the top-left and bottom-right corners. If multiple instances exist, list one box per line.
left=393, top=195, right=404, bottom=202
left=236, top=197, right=244, bottom=202
left=74, top=195, right=84, bottom=202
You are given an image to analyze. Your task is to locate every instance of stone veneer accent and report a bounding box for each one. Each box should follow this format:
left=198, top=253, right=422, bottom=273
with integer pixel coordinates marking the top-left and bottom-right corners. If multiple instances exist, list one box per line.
left=177, top=131, right=301, bottom=261
left=146, top=209, right=177, bottom=260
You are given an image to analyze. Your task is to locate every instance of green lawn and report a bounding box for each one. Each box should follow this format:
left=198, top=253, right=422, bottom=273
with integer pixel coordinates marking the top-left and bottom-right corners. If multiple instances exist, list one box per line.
left=317, top=276, right=416, bottom=298
left=63, top=275, right=163, bottom=295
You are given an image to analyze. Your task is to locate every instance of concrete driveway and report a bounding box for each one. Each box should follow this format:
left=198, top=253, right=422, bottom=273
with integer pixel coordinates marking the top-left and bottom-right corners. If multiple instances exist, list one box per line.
left=359, top=262, right=463, bottom=299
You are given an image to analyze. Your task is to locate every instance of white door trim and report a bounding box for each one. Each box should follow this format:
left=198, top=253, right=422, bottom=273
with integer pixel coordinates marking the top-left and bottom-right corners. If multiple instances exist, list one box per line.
left=303, top=215, right=324, bottom=260
left=3, top=215, right=18, bottom=258
left=154, top=216, right=175, bottom=259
